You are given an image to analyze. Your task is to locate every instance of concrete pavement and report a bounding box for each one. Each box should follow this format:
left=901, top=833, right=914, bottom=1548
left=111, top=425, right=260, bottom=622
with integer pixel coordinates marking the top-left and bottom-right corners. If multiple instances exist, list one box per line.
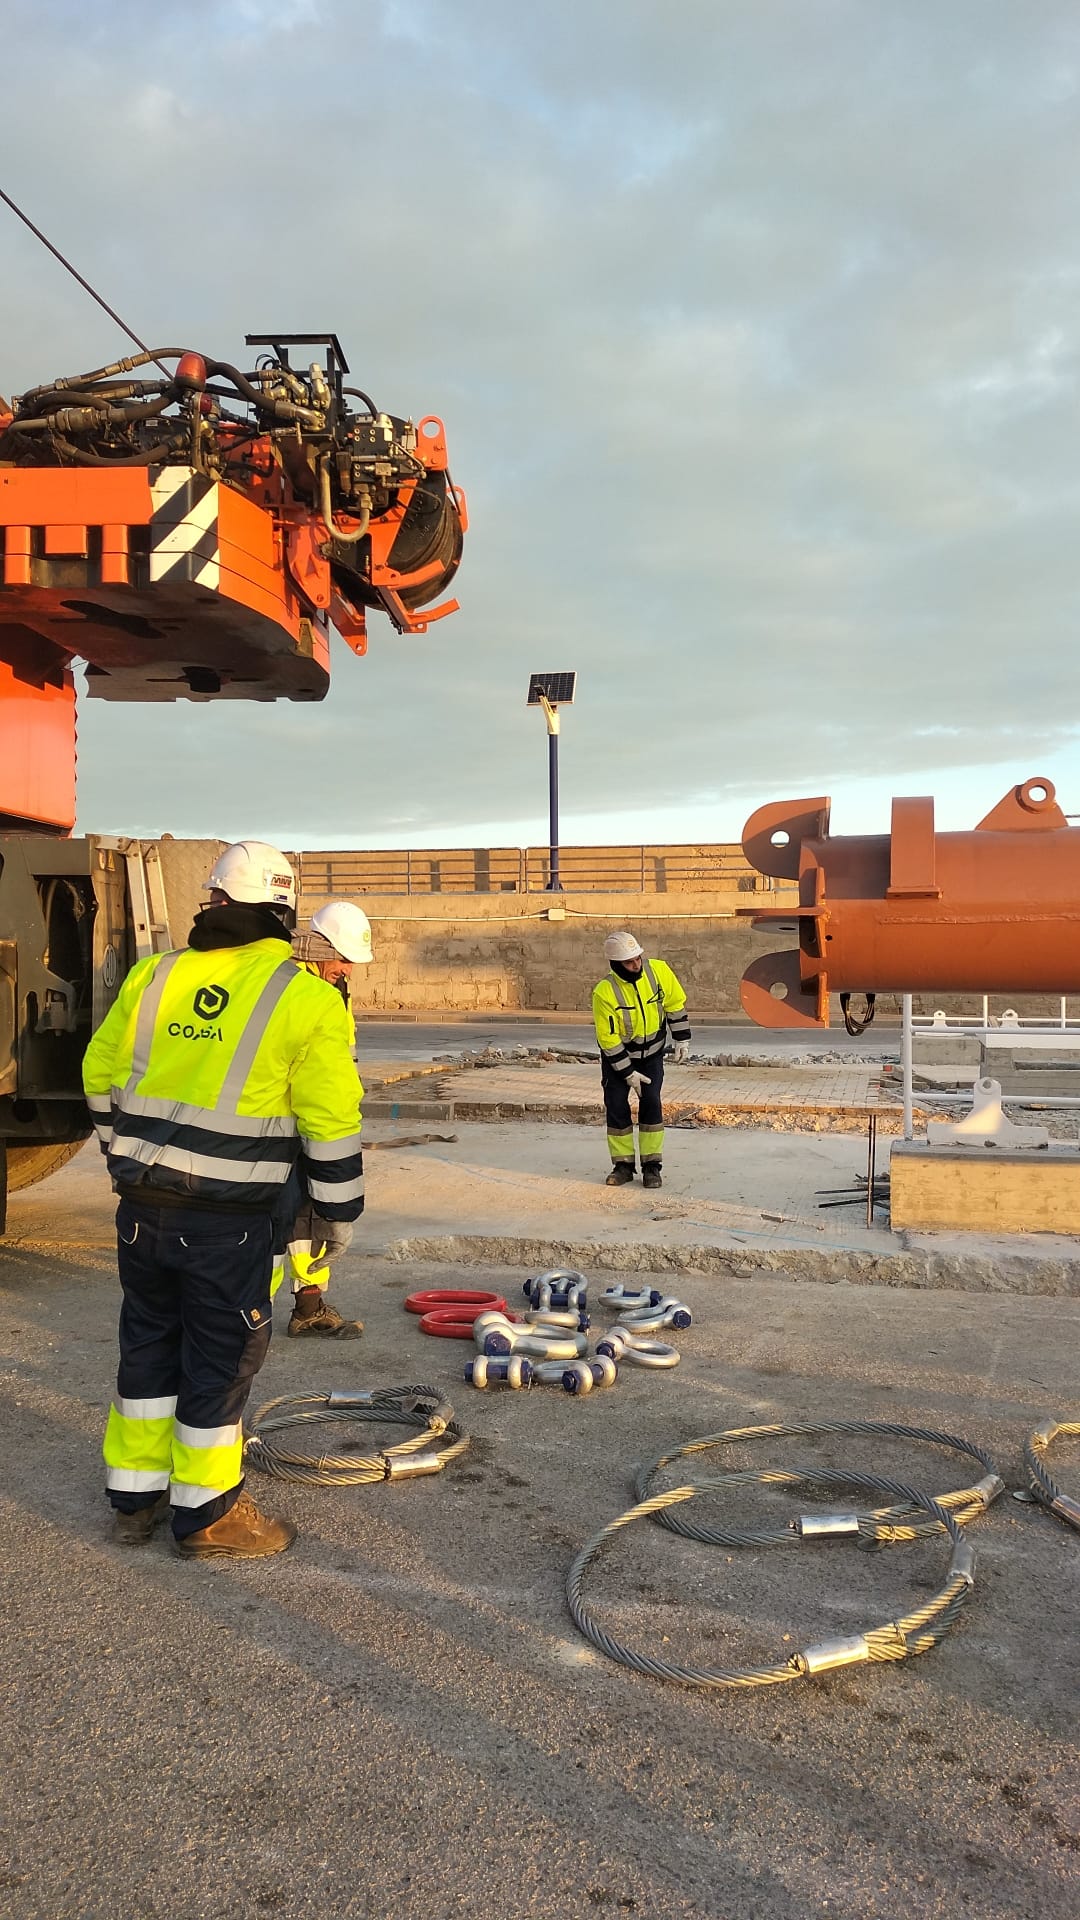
left=1, top=1148, right=1079, bottom=1918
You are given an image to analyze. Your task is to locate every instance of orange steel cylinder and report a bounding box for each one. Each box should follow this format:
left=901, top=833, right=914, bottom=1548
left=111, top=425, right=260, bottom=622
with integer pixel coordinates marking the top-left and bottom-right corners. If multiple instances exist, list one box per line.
left=738, top=777, right=1080, bottom=1028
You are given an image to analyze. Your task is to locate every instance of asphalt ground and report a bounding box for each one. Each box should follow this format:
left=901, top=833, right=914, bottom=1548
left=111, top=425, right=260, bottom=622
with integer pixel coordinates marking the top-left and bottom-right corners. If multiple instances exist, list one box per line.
left=0, top=1161, right=1078, bottom=1920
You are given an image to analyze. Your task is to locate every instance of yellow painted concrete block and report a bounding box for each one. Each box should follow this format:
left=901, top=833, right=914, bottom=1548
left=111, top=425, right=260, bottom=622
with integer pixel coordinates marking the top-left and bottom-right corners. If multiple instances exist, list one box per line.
left=890, top=1142, right=1080, bottom=1235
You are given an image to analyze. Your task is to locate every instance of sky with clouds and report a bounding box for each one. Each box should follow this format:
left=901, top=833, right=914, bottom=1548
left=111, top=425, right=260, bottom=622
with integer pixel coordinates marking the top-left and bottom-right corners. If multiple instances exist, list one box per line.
left=3, top=1, right=1080, bottom=849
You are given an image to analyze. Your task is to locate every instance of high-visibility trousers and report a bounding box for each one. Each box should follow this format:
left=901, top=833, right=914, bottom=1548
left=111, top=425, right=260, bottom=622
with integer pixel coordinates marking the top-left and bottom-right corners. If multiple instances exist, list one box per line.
left=601, top=1054, right=665, bottom=1166
left=270, top=1240, right=332, bottom=1297
left=103, top=1200, right=274, bottom=1539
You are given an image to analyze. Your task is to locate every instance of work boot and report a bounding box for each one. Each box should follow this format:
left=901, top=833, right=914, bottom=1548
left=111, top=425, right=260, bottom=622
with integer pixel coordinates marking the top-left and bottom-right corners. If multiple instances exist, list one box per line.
left=110, top=1490, right=170, bottom=1547
left=605, top=1164, right=635, bottom=1187
left=287, top=1287, right=363, bottom=1339
left=173, top=1491, right=296, bottom=1561
left=641, top=1165, right=663, bottom=1190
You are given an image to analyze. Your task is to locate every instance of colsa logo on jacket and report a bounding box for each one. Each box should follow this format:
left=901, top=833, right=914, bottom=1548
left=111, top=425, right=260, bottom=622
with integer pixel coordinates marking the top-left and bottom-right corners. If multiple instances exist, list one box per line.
left=193, top=985, right=230, bottom=1020
left=167, top=983, right=231, bottom=1043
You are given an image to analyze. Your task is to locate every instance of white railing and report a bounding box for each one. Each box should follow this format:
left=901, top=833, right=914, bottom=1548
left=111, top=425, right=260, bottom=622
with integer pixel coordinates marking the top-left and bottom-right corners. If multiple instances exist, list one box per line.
left=902, top=994, right=1080, bottom=1140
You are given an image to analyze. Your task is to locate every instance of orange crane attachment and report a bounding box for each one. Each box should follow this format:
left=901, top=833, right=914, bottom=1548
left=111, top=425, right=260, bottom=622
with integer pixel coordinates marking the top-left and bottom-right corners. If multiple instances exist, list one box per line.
left=738, top=777, right=1080, bottom=1028
left=0, top=333, right=466, bottom=830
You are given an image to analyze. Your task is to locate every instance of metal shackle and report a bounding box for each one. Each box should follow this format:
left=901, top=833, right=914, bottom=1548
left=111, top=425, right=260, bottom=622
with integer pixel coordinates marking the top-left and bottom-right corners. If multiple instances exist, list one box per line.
left=617, top=1298, right=692, bottom=1334
left=599, top=1285, right=655, bottom=1311
left=473, top=1310, right=518, bottom=1354
left=562, top=1357, right=619, bottom=1395
left=522, top=1270, right=588, bottom=1313
left=524, top=1307, right=591, bottom=1333
left=596, top=1327, right=680, bottom=1368
left=465, top=1354, right=533, bottom=1390
left=595, top=1326, right=634, bottom=1359
left=504, top=1328, right=588, bottom=1361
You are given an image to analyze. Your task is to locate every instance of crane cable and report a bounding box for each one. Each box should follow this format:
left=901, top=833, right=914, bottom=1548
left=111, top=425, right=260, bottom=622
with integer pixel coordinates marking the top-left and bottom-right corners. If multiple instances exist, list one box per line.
left=1024, top=1418, right=1080, bottom=1532
left=636, top=1420, right=1004, bottom=1548
left=566, top=1477, right=975, bottom=1692
left=0, top=184, right=171, bottom=375
left=244, top=1385, right=470, bottom=1487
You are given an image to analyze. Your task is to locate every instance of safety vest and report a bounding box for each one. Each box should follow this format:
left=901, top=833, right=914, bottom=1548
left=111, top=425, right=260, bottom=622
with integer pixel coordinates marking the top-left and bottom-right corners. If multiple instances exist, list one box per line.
left=82, top=938, right=364, bottom=1217
left=592, top=958, right=690, bottom=1075
left=294, top=955, right=357, bottom=1046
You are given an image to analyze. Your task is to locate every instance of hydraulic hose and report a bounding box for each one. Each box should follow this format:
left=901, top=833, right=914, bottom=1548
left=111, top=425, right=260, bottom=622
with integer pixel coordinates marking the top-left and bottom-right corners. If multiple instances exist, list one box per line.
left=636, top=1421, right=1003, bottom=1547
left=1024, top=1417, right=1080, bottom=1531
left=244, top=1385, right=470, bottom=1486
left=566, top=1480, right=975, bottom=1691
left=319, top=457, right=370, bottom=544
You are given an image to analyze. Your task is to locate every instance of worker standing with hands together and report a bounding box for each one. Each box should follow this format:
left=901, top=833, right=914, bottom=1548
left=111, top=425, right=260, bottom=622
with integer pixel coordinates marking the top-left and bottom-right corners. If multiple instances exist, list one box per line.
left=591, top=932, right=691, bottom=1190
left=279, top=899, right=373, bottom=1336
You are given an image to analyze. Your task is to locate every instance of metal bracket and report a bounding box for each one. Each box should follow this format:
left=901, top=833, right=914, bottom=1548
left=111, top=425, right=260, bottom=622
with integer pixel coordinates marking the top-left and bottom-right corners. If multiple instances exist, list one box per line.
left=925, top=1078, right=1049, bottom=1150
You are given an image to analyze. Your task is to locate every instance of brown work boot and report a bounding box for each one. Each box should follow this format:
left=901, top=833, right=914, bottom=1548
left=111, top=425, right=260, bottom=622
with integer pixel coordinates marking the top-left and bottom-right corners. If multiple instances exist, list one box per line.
left=605, top=1164, right=635, bottom=1186
left=110, top=1490, right=170, bottom=1547
left=173, top=1490, right=296, bottom=1560
left=287, top=1287, right=363, bottom=1338
left=641, top=1165, right=663, bottom=1190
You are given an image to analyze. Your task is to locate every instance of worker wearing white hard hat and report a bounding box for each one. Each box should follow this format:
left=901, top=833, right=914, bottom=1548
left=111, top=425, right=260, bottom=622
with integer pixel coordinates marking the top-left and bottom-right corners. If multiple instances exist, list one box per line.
left=591, top=932, right=692, bottom=1189
left=83, top=841, right=364, bottom=1560
left=273, top=899, right=375, bottom=1337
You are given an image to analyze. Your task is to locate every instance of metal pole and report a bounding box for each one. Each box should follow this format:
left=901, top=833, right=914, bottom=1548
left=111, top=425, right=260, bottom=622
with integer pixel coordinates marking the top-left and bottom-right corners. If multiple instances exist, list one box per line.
left=902, top=993, right=914, bottom=1141
left=537, top=695, right=563, bottom=892
left=1061, top=996, right=1068, bottom=1030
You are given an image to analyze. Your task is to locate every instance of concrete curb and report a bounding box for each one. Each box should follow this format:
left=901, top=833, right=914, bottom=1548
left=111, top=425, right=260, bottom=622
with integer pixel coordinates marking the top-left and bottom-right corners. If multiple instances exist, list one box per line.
left=385, top=1232, right=1080, bottom=1297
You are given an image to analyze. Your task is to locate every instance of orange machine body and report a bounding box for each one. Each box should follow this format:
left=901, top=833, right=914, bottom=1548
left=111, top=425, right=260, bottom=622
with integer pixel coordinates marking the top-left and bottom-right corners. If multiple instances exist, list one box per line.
left=0, top=645, right=76, bottom=830
left=738, top=778, right=1080, bottom=1028
left=0, top=465, right=331, bottom=707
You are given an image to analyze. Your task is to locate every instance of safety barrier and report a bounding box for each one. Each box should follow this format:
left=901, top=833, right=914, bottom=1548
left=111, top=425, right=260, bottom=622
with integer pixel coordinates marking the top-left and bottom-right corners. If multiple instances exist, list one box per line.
left=295, top=843, right=777, bottom=899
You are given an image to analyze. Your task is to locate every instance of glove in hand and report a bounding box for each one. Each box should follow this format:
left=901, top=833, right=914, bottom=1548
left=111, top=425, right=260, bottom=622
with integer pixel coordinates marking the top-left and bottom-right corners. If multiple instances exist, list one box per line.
left=310, top=1216, right=354, bottom=1257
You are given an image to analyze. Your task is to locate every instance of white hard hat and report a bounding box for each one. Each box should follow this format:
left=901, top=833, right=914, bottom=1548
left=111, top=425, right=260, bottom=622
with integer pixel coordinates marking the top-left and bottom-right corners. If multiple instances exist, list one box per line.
left=604, top=931, right=643, bottom=962
left=311, top=900, right=373, bottom=963
left=205, top=841, right=297, bottom=913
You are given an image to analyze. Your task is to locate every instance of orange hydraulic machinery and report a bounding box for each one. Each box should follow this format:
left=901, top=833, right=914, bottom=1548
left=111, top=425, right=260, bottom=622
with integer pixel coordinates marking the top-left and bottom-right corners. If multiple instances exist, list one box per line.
left=738, top=777, right=1080, bottom=1030
left=0, top=331, right=466, bottom=831
left=0, top=331, right=465, bottom=1223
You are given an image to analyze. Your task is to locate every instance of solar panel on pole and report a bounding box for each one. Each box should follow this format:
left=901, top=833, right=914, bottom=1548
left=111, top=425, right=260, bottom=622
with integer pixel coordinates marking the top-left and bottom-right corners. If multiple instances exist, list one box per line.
left=527, top=672, right=577, bottom=707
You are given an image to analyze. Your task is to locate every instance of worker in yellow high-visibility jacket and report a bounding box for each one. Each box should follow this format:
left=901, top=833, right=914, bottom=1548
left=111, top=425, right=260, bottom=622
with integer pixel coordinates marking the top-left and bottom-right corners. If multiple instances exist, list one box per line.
left=275, top=900, right=373, bottom=1336
left=82, top=842, right=364, bottom=1561
left=591, top=931, right=691, bottom=1190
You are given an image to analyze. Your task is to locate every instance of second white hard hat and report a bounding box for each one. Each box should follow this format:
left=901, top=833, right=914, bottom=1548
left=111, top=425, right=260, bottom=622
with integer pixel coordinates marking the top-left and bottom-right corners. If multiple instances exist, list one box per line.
left=604, top=931, right=644, bottom=962
left=205, top=841, right=297, bottom=913
left=311, top=900, right=374, bottom=963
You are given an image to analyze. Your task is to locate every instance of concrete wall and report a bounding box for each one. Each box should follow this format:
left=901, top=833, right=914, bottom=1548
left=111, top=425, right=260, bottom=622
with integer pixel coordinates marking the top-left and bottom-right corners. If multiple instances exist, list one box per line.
left=295, top=887, right=786, bottom=1014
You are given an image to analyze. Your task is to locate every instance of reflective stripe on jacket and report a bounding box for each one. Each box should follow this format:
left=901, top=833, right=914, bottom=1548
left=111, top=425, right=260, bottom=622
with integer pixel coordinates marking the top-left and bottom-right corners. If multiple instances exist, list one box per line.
left=591, top=958, right=690, bottom=1076
left=82, top=938, right=365, bottom=1219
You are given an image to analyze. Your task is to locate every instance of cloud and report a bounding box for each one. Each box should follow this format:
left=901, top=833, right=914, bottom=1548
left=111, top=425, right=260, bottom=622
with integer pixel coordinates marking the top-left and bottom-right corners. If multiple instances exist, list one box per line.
left=2, top=1, right=1079, bottom=844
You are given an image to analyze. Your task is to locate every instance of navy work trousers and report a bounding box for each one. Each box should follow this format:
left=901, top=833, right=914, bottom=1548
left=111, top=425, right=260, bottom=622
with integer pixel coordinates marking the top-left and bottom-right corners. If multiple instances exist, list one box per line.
left=112, top=1200, right=275, bottom=1537
left=601, top=1053, right=666, bottom=1166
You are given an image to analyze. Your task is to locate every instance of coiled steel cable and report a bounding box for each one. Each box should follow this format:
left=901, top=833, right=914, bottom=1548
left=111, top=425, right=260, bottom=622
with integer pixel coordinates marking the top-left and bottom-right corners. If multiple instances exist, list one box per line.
left=566, top=1480, right=975, bottom=1690
left=637, top=1420, right=1003, bottom=1547
left=244, top=1385, right=470, bottom=1486
left=1024, top=1417, right=1080, bottom=1531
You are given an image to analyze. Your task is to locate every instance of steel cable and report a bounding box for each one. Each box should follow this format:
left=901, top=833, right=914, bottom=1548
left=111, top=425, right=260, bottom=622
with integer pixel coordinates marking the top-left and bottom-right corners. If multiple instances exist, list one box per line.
left=566, top=1481, right=974, bottom=1690
left=636, top=1420, right=1003, bottom=1547
left=244, top=1385, right=470, bottom=1486
left=1024, top=1418, right=1080, bottom=1531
